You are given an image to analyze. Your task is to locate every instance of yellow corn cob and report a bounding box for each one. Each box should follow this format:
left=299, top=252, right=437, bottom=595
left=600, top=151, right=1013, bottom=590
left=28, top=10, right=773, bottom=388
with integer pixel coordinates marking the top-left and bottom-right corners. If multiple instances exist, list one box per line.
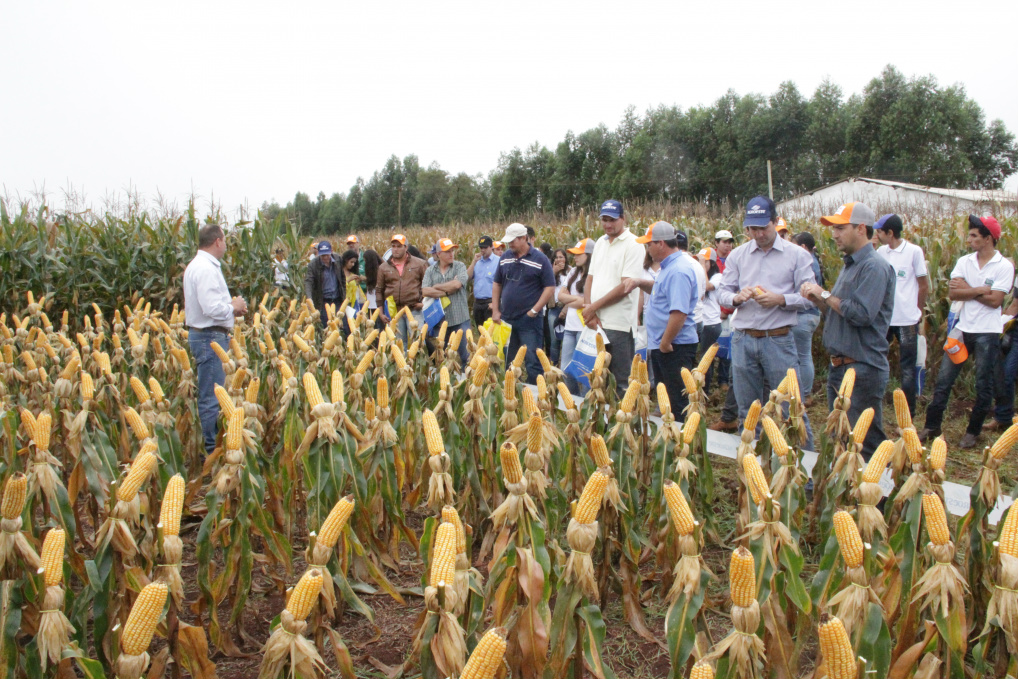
left=851, top=408, right=874, bottom=446
left=637, top=358, right=649, bottom=385
left=225, top=408, right=244, bottom=450
left=97, top=351, right=111, bottom=376
left=442, top=505, right=467, bottom=555
left=776, top=373, right=792, bottom=395
left=1, top=474, right=27, bottom=520
left=390, top=345, right=408, bottom=371
left=861, top=441, right=895, bottom=483
left=696, top=344, right=718, bottom=376
left=761, top=415, right=788, bottom=458
left=377, top=377, right=390, bottom=409
left=430, top=522, right=457, bottom=588
left=21, top=351, right=37, bottom=372
left=680, top=367, right=697, bottom=394
left=690, top=662, right=715, bottom=679
left=744, top=400, right=763, bottom=432
left=60, top=355, right=81, bottom=381
left=423, top=409, right=444, bottom=455
left=230, top=368, right=247, bottom=392
left=629, top=354, right=642, bottom=383
left=263, top=331, right=276, bottom=353
left=80, top=371, right=95, bottom=400
left=279, top=358, right=294, bottom=382
left=991, top=424, right=1018, bottom=460
left=286, top=569, right=323, bottom=621
left=500, top=442, right=523, bottom=484
left=742, top=454, right=770, bottom=505
left=127, top=327, right=141, bottom=348
left=328, top=371, right=342, bottom=405
left=999, top=503, right=1018, bottom=558
left=923, top=493, right=950, bottom=546
left=527, top=413, right=543, bottom=453
left=292, top=333, right=311, bottom=354
left=575, top=471, right=609, bottom=524
left=230, top=337, right=244, bottom=360
left=537, top=348, right=553, bottom=373
left=619, top=381, right=639, bottom=414
left=130, top=376, right=150, bottom=403
left=112, top=333, right=122, bottom=351
left=729, top=546, right=757, bottom=607
left=34, top=412, right=52, bottom=451
left=117, top=451, right=157, bottom=502
left=833, top=510, right=864, bottom=568
left=210, top=341, right=231, bottom=363
left=363, top=330, right=380, bottom=349
left=212, top=387, right=236, bottom=422
left=460, top=627, right=508, bottom=679
left=120, top=582, right=168, bottom=656
left=148, top=377, right=165, bottom=404
left=589, top=435, right=611, bottom=467
left=124, top=407, right=149, bottom=441
left=512, top=346, right=526, bottom=369
left=683, top=412, right=701, bottom=445
left=557, top=382, right=575, bottom=411
left=902, top=427, right=923, bottom=464
left=440, top=366, right=450, bottom=392
left=364, top=398, right=376, bottom=421
left=818, top=616, right=857, bottom=679
left=20, top=409, right=37, bottom=442
left=1, top=345, right=12, bottom=364
left=893, top=388, right=912, bottom=429
left=663, top=481, right=694, bottom=536
left=159, top=474, right=185, bottom=537
left=302, top=324, right=315, bottom=342
left=595, top=333, right=605, bottom=355
left=303, top=372, right=326, bottom=408
left=317, top=496, right=355, bottom=550
left=473, top=358, right=489, bottom=387
left=522, top=388, right=539, bottom=417
left=838, top=368, right=856, bottom=399
left=449, top=329, right=463, bottom=352
left=536, top=375, right=547, bottom=402
left=40, top=528, right=65, bottom=587
left=592, top=351, right=606, bottom=375
left=656, top=383, right=671, bottom=414
left=323, top=329, right=340, bottom=352
left=408, top=339, right=422, bottom=361
left=929, top=437, right=947, bottom=472
left=244, top=377, right=260, bottom=404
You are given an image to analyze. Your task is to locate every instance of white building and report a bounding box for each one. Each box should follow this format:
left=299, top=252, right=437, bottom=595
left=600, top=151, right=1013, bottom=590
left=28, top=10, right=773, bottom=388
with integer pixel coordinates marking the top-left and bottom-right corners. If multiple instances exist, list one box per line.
left=778, top=177, right=1018, bottom=220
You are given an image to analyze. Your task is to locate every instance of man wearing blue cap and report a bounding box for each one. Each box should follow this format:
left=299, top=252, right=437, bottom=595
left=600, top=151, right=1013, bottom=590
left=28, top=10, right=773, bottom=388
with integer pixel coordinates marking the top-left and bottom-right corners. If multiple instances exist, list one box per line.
left=304, top=240, right=346, bottom=326
left=717, top=196, right=817, bottom=445
left=583, top=199, right=646, bottom=393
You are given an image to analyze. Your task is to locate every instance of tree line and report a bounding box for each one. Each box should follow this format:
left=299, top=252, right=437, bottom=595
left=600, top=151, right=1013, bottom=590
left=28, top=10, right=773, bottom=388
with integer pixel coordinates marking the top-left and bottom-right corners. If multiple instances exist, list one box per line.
left=260, top=65, right=1018, bottom=235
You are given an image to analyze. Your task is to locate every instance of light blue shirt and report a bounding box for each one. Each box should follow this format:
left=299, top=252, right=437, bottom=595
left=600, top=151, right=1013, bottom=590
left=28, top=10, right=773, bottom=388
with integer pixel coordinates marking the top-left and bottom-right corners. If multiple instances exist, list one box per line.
left=645, top=251, right=699, bottom=348
left=472, top=253, right=499, bottom=299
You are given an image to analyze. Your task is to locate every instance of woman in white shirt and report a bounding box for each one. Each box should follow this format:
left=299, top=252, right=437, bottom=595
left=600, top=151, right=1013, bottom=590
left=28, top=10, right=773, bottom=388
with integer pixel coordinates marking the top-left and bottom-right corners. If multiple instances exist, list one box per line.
left=557, top=239, right=594, bottom=380
left=697, top=248, right=724, bottom=394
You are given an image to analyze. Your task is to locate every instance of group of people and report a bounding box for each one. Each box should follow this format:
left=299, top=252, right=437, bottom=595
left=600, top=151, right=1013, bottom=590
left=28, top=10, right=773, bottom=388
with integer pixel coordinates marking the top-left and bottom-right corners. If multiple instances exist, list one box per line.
left=184, top=199, right=1013, bottom=460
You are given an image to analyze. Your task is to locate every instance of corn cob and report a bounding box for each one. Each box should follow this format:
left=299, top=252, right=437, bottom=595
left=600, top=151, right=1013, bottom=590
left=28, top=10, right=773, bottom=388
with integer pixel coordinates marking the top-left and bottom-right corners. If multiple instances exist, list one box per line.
left=97, top=351, right=112, bottom=376
left=244, top=376, right=260, bottom=404
left=325, top=371, right=341, bottom=405
left=60, top=355, right=81, bottom=380
left=833, top=510, right=864, bottom=568
left=629, top=354, right=642, bottom=383
left=696, top=343, right=718, bottom=376
left=210, top=341, right=231, bottom=363
left=818, top=616, right=857, bottom=679
left=423, top=409, right=444, bottom=455
left=286, top=569, right=323, bottom=621
left=159, top=474, right=185, bottom=537
left=363, top=398, right=375, bottom=421
left=663, top=481, right=694, bottom=536
left=851, top=408, right=874, bottom=446
left=512, top=346, right=526, bottom=369
left=292, top=333, right=311, bottom=354
left=302, top=325, right=314, bottom=342
left=536, top=375, right=547, bottom=402
left=680, top=367, right=697, bottom=394
left=929, top=437, right=947, bottom=472
left=448, top=330, right=463, bottom=352
left=303, top=373, right=325, bottom=408
left=786, top=367, right=801, bottom=402
left=124, top=407, right=150, bottom=440
left=225, top=408, right=244, bottom=450
left=690, top=662, right=715, bottom=679
left=40, top=528, right=66, bottom=587
left=656, top=382, right=671, bottom=413
left=120, top=582, right=168, bottom=655
left=595, top=333, right=605, bottom=355
left=130, top=376, right=150, bottom=403
left=430, top=522, right=457, bottom=587
left=391, top=345, right=408, bottom=371
left=323, top=329, right=341, bottom=352
left=117, top=451, right=158, bottom=502
left=317, top=496, right=355, bottom=550
left=214, top=385, right=236, bottom=419
left=20, top=409, right=39, bottom=440
left=923, top=493, right=950, bottom=546
left=838, top=368, right=856, bottom=399
left=893, top=388, right=912, bottom=429
left=742, top=454, right=770, bottom=505
left=442, top=505, right=467, bottom=555
left=80, top=371, right=95, bottom=400
left=500, top=443, right=523, bottom=484
left=230, top=337, right=244, bottom=360
left=377, top=377, right=389, bottom=409
left=460, top=627, right=507, bottom=679
left=1, top=345, right=12, bottom=364
left=589, top=435, right=611, bottom=467
left=902, top=427, right=923, bottom=464
left=1, top=474, right=27, bottom=520
left=34, top=412, right=52, bottom=451
left=592, top=351, right=606, bottom=374
left=637, top=359, right=648, bottom=385
left=537, top=349, right=553, bottom=374
left=999, top=503, right=1018, bottom=558
left=522, top=387, right=538, bottom=417
left=148, top=377, right=165, bottom=403
left=574, top=471, right=609, bottom=524
left=743, top=400, right=763, bottom=432
left=683, top=412, right=700, bottom=445
left=991, top=424, right=1018, bottom=460
left=278, top=358, right=294, bottom=382
left=761, top=415, right=787, bottom=458
left=230, top=368, right=246, bottom=392
left=557, top=382, right=575, bottom=411
left=526, top=413, right=543, bottom=453
left=619, top=381, right=639, bottom=413
left=440, top=366, right=450, bottom=392
left=729, top=546, right=757, bottom=607
left=21, top=351, right=37, bottom=372
left=473, top=358, right=489, bottom=386
left=861, top=441, right=895, bottom=483
left=127, top=327, right=142, bottom=348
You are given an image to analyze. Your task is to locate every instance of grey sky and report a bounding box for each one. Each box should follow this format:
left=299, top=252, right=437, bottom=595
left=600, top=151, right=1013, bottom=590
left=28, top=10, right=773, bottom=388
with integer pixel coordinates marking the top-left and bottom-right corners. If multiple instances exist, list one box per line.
left=3, top=0, right=1016, bottom=219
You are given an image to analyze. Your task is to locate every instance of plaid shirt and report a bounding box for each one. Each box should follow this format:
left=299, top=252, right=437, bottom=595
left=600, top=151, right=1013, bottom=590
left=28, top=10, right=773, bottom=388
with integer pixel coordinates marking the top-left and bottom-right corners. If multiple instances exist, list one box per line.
left=423, top=260, right=470, bottom=327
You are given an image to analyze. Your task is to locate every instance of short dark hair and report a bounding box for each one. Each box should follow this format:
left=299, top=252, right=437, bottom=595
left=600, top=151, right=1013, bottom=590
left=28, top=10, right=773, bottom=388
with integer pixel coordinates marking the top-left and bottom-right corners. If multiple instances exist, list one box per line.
left=198, top=223, right=224, bottom=249
left=792, top=232, right=816, bottom=251
left=865, top=225, right=874, bottom=240
left=971, top=224, right=997, bottom=245
left=661, top=238, right=679, bottom=249
left=877, top=214, right=903, bottom=238
left=526, top=226, right=536, bottom=238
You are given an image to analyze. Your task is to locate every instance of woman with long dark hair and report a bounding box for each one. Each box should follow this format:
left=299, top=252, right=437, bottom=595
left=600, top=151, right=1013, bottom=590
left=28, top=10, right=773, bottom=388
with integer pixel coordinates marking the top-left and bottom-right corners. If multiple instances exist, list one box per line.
left=361, top=249, right=384, bottom=327
left=546, top=248, right=569, bottom=363
left=697, top=248, right=724, bottom=392
left=557, top=239, right=594, bottom=390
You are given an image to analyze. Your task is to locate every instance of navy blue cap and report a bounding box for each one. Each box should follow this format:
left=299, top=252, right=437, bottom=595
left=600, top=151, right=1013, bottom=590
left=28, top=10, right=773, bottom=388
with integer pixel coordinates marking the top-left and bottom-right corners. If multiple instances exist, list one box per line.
left=317, top=241, right=333, bottom=255
left=599, top=200, right=623, bottom=220
left=743, top=196, right=777, bottom=227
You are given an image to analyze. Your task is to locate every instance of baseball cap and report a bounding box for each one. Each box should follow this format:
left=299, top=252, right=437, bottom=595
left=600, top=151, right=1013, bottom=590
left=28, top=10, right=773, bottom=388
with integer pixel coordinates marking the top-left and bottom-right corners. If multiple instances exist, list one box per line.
left=493, top=241, right=504, bottom=249
left=698, top=247, right=717, bottom=262
left=743, top=196, right=777, bottom=227
left=317, top=241, right=333, bottom=255
left=714, top=230, right=734, bottom=241
left=776, top=217, right=789, bottom=232
left=428, top=243, right=439, bottom=255
left=969, top=214, right=1002, bottom=240
left=438, top=238, right=457, bottom=252
left=599, top=200, right=623, bottom=220
left=391, top=234, right=407, bottom=245
left=875, top=214, right=903, bottom=232
left=567, top=238, right=595, bottom=255
left=501, top=223, right=528, bottom=242
left=478, top=236, right=493, bottom=248
left=346, top=235, right=358, bottom=244
left=820, top=202, right=876, bottom=227
left=635, top=221, right=677, bottom=244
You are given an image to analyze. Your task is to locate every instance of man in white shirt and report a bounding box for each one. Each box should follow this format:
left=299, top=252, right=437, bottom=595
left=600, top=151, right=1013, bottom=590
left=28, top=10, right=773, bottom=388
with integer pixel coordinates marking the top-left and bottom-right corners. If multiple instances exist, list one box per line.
left=875, top=214, right=928, bottom=418
left=582, top=199, right=647, bottom=393
left=919, top=215, right=1013, bottom=448
left=183, top=223, right=248, bottom=454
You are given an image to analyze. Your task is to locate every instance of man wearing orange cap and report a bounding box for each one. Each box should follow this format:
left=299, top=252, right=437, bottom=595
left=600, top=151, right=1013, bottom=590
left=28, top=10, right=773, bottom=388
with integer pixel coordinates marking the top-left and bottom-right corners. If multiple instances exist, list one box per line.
left=917, top=215, right=1013, bottom=448
left=376, top=234, right=428, bottom=345
left=423, top=238, right=470, bottom=363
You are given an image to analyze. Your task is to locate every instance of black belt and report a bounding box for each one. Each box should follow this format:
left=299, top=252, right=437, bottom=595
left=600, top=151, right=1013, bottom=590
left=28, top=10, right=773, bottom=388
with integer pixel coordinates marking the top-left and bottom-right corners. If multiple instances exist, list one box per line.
left=323, top=297, right=342, bottom=305
left=189, top=325, right=231, bottom=335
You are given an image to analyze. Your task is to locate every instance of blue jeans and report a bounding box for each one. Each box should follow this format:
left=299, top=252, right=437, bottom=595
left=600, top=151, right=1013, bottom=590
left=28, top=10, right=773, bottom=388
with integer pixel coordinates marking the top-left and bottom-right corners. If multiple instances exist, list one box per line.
left=504, top=313, right=545, bottom=383
left=887, top=323, right=919, bottom=416
left=925, top=331, right=1003, bottom=435
left=792, top=312, right=821, bottom=398
left=560, top=329, right=580, bottom=371
left=698, top=323, right=723, bottom=392
left=827, top=361, right=888, bottom=459
left=995, top=330, right=1018, bottom=424
left=188, top=327, right=229, bottom=454
left=446, top=319, right=471, bottom=364
left=731, top=329, right=814, bottom=449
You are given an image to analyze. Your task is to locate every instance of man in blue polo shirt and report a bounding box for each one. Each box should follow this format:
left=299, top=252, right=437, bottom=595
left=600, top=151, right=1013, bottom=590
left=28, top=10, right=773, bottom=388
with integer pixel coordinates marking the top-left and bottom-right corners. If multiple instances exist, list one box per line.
left=492, top=222, right=557, bottom=381
left=625, top=221, right=699, bottom=415
left=468, top=235, right=499, bottom=327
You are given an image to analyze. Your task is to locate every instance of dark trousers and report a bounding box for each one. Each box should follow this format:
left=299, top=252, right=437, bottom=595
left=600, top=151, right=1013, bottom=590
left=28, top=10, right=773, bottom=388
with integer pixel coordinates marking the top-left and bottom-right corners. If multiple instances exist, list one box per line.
left=887, top=323, right=919, bottom=417
left=995, top=329, right=1018, bottom=424
left=827, top=361, right=888, bottom=460
left=698, top=322, right=723, bottom=392
left=504, top=313, right=545, bottom=383
left=651, top=344, right=698, bottom=421
left=924, top=331, right=1003, bottom=436
left=473, top=298, right=492, bottom=327
left=604, top=328, right=635, bottom=395
left=319, top=297, right=343, bottom=326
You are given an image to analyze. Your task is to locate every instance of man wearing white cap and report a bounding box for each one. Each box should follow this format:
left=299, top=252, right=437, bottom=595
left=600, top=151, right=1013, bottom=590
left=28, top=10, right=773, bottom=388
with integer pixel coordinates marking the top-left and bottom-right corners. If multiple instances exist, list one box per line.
left=492, top=223, right=557, bottom=380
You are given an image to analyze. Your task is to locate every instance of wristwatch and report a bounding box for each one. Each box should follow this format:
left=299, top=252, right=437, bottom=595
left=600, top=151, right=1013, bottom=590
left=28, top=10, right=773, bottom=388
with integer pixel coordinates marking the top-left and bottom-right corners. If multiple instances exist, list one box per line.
left=820, top=290, right=832, bottom=301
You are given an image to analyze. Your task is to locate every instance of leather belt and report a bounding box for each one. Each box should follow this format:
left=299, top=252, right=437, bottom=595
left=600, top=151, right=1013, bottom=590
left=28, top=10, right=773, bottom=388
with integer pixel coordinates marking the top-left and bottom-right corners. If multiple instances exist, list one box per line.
left=830, top=356, right=857, bottom=367
left=189, top=325, right=231, bottom=335
left=741, top=326, right=790, bottom=338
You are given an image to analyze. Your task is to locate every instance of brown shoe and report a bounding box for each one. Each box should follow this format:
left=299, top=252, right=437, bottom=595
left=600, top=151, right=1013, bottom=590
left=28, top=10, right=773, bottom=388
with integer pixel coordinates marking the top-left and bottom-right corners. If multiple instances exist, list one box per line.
left=959, top=432, right=980, bottom=449
left=709, top=419, right=738, bottom=433
left=983, top=419, right=1006, bottom=432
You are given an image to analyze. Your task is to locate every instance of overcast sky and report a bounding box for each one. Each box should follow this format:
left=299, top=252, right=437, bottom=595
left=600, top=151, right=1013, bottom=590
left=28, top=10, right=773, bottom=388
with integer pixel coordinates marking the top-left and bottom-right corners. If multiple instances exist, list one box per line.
left=3, top=0, right=1016, bottom=219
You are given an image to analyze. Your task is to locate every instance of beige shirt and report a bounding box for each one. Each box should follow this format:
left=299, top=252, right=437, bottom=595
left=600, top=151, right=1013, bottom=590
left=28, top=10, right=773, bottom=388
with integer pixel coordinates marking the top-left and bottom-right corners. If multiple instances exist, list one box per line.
left=588, top=229, right=646, bottom=333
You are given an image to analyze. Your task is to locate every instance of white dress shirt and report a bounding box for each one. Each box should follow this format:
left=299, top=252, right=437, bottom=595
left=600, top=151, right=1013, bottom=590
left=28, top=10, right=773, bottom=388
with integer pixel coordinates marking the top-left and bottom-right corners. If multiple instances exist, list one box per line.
left=183, top=250, right=235, bottom=329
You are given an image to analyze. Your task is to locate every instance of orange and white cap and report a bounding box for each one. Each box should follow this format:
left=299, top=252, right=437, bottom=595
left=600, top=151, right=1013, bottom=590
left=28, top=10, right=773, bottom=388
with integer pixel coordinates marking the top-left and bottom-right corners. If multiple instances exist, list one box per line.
left=346, top=234, right=358, bottom=244
left=438, top=238, right=457, bottom=252
left=698, top=247, right=717, bottom=262
left=391, top=234, right=407, bottom=245
left=776, top=218, right=789, bottom=232
left=820, top=202, right=876, bottom=227
left=567, top=238, right=595, bottom=255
